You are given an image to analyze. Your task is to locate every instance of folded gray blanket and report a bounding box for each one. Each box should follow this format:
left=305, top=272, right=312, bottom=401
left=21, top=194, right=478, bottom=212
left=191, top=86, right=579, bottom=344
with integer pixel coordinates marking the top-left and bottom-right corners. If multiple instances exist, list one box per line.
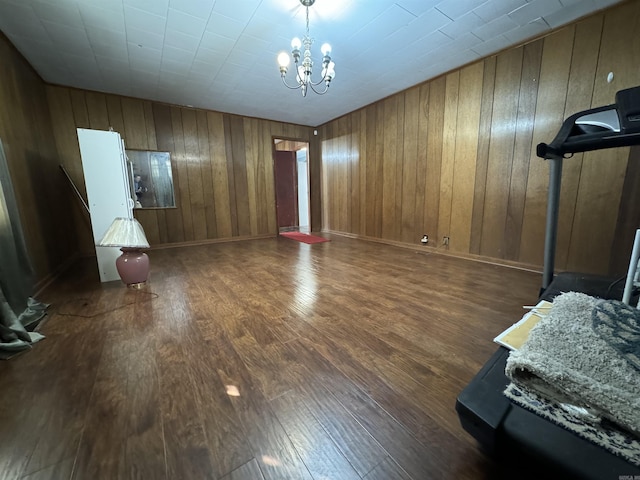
left=505, top=291, right=640, bottom=435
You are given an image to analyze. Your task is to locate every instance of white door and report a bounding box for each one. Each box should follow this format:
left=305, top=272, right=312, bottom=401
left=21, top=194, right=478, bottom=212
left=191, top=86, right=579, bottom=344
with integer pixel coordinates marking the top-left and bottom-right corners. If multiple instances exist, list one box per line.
left=296, top=149, right=310, bottom=232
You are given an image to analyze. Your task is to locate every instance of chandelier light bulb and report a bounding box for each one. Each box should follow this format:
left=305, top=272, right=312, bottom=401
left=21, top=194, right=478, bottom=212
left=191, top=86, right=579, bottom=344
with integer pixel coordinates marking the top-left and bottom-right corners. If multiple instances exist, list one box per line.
left=277, top=52, right=290, bottom=68
left=321, top=43, right=331, bottom=55
left=325, top=61, right=335, bottom=79
left=322, top=62, right=335, bottom=82
left=291, top=37, right=302, bottom=50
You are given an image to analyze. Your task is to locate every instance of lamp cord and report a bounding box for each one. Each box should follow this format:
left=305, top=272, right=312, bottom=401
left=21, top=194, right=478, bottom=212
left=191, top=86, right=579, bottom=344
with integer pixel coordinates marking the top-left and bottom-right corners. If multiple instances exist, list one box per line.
left=53, top=290, right=159, bottom=318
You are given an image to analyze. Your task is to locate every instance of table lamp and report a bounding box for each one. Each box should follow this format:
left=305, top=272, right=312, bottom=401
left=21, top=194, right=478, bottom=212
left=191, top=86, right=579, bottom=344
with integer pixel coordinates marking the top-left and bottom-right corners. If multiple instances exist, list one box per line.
left=98, top=217, right=150, bottom=288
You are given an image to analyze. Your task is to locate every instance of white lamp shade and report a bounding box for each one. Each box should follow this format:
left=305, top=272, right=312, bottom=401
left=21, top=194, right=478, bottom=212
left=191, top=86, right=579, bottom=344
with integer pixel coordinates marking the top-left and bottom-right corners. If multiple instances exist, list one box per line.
left=98, top=217, right=150, bottom=248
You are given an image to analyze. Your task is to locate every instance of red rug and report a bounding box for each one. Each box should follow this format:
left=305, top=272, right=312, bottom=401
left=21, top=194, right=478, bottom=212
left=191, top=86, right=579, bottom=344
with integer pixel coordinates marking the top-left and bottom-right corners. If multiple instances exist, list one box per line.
left=280, top=232, right=330, bottom=244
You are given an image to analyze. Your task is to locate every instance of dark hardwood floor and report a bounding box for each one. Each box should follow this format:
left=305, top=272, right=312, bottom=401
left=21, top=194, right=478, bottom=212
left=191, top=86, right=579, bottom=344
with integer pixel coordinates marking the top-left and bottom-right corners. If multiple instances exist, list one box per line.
left=0, top=234, right=543, bottom=479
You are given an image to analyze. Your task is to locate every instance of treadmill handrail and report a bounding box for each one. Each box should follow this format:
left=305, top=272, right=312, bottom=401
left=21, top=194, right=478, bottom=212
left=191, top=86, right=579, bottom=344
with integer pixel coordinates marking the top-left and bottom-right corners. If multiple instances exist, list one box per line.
left=538, top=86, right=640, bottom=159
left=537, top=104, right=616, bottom=159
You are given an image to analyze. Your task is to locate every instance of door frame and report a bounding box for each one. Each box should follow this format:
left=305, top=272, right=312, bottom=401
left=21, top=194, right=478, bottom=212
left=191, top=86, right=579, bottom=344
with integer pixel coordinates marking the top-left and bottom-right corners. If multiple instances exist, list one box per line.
left=272, top=137, right=310, bottom=234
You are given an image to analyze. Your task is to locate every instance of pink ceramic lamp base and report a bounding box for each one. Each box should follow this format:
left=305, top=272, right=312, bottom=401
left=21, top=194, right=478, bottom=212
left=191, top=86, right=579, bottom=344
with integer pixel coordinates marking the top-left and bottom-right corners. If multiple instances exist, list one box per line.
left=116, top=248, right=150, bottom=288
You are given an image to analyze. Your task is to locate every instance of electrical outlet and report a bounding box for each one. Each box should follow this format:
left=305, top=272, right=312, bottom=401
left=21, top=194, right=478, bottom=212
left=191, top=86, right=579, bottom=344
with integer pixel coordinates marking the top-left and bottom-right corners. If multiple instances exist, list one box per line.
left=443, top=236, right=449, bottom=246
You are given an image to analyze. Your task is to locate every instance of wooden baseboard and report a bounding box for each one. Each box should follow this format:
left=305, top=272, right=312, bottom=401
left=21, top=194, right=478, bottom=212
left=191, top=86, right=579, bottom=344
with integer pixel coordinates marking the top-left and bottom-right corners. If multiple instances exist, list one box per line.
left=149, top=233, right=277, bottom=250
left=33, top=252, right=81, bottom=298
left=323, top=229, right=543, bottom=274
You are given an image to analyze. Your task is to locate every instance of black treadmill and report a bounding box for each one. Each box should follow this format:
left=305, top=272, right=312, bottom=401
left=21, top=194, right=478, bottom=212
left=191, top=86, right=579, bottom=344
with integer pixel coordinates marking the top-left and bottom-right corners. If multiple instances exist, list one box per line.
left=456, top=86, right=640, bottom=479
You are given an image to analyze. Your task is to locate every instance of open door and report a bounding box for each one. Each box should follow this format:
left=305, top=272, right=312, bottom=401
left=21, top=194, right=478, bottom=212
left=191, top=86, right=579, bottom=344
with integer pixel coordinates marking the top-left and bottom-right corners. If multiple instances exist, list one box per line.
left=273, top=139, right=310, bottom=233
left=274, top=150, right=298, bottom=231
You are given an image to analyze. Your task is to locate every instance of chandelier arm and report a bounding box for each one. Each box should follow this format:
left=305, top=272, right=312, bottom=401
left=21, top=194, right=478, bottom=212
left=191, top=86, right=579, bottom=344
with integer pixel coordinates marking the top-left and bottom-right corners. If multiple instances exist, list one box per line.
left=280, top=76, right=303, bottom=90
left=308, top=81, right=329, bottom=95
left=309, top=72, right=329, bottom=87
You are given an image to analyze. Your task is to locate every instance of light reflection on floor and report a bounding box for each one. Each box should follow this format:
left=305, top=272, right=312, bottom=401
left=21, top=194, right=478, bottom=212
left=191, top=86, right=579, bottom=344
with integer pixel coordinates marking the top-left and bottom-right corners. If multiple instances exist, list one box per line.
left=293, top=247, right=317, bottom=316
left=261, top=454, right=282, bottom=467
left=225, top=385, right=240, bottom=397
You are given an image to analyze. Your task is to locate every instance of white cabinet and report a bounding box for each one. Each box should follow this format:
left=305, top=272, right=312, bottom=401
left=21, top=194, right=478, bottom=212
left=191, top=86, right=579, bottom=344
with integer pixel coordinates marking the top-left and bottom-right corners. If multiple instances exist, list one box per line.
left=77, top=128, right=133, bottom=282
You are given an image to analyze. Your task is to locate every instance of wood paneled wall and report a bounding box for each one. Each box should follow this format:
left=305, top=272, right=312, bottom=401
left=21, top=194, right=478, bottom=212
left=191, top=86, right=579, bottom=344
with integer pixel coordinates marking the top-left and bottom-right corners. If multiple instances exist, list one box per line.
left=3, top=1, right=638, bottom=285
left=320, top=0, right=640, bottom=276
left=0, top=33, right=78, bottom=287
left=45, top=87, right=317, bottom=253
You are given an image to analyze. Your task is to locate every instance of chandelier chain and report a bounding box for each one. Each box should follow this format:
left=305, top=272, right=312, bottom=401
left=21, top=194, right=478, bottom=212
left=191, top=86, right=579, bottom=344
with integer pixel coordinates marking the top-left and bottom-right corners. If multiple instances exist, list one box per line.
left=306, top=3, right=309, bottom=39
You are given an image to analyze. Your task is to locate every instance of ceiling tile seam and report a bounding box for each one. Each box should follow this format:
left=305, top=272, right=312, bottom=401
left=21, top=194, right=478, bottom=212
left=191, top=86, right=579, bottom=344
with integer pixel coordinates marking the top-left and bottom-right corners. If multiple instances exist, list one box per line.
left=75, top=1, right=127, bottom=89
left=130, top=4, right=170, bottom=91
left=434, top=6, right=455, bottom=22
left=393, top=2, right=419, bottom=18
left=191, top=2, right=265, bottom=90
left=32, top=4, right=64, bottom=66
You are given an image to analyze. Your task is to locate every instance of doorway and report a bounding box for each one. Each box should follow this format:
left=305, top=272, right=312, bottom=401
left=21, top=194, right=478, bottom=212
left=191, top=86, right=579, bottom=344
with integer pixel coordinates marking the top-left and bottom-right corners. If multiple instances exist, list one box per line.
left=273, top=138, right=310, bottom=234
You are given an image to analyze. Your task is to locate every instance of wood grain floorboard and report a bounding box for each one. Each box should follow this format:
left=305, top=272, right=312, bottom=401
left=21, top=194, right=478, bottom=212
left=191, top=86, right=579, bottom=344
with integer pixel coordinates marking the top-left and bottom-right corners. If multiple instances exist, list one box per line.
left=292, top=335, right=486, bottom=480
left=20, top=458, right=74, bottom=480
left=219, top=458, right=265, bottom=480
left=0, top=235, right=543, bottom=480
left=71, top=303, right=137, bottom=479
left=23, top=322, right=105, bottom=477
left=269, top=390, right=361, bottom=480
left=177, top=287, right=255, bottom=476
left=154, top=284, right=221, bottom=479
left=363, top=456, right=412, bottom=480
left=212, top=336, right=314, bottom=480
left=124, top=298, right=166, bottom=480
left=285, top=344, right=389, bottom=478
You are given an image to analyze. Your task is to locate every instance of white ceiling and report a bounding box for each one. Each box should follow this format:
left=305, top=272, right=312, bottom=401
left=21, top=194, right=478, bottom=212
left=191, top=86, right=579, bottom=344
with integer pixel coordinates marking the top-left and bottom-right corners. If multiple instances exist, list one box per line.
left=0, top=0, right=624, bottom=127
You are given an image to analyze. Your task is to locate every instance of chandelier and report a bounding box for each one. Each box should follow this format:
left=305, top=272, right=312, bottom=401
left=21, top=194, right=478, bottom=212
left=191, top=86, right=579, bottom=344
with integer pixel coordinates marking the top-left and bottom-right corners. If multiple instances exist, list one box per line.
left=277, top=0, right=335, bottom=96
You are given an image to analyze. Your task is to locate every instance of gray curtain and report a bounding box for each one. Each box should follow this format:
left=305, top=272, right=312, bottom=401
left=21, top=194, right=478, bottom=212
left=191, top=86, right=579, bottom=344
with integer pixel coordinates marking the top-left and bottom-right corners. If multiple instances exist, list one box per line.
left=0, top=140, right=47, bottom=357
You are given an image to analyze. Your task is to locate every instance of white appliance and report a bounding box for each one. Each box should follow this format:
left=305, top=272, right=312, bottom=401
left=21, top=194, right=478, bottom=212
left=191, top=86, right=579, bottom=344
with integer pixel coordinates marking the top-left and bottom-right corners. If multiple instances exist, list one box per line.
left=77, top=128, right=133, bottom=282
